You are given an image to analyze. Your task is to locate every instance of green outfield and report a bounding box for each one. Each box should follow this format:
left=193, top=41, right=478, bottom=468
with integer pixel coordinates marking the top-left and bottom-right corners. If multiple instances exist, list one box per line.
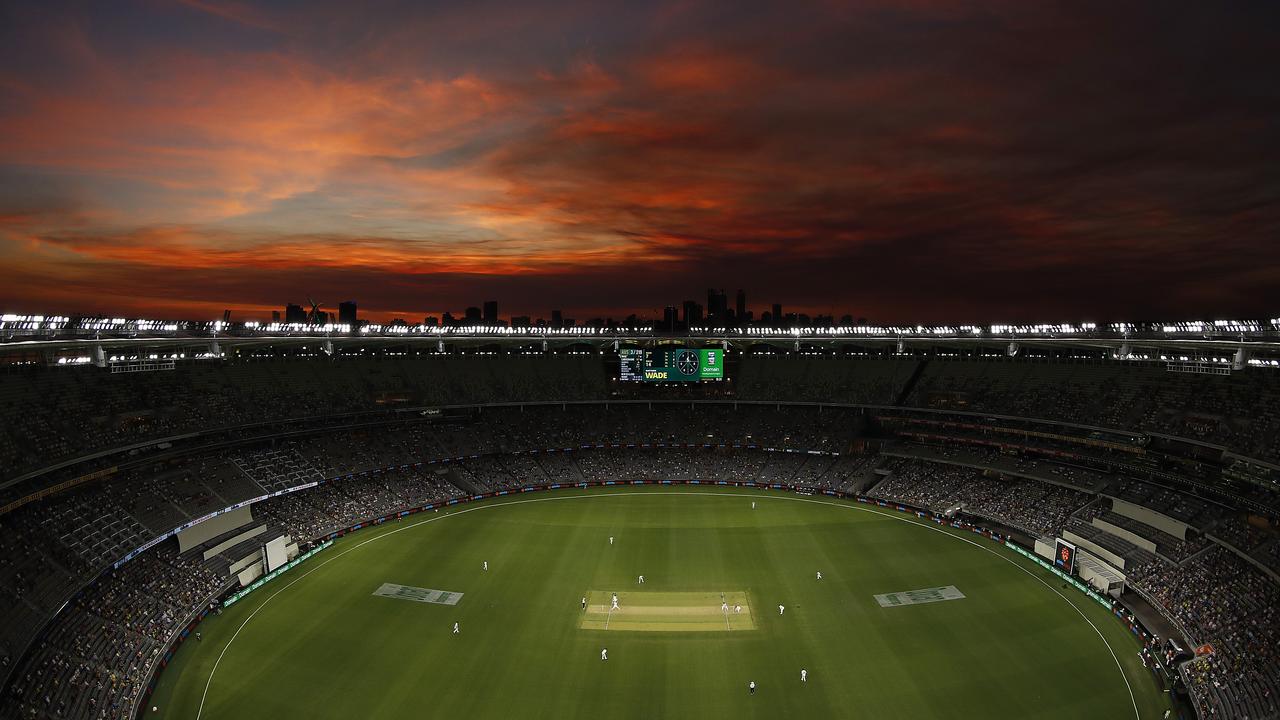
left=150, top=486, right=1172, bottom=719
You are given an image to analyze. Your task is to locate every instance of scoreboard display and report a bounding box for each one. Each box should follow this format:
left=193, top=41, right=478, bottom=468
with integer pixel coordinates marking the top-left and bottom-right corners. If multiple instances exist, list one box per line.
left=1055, top=538, right=1077, bottom=574
left=618, top=347, right=724, bottom=382
left=619, top=348, right=646, bottom=381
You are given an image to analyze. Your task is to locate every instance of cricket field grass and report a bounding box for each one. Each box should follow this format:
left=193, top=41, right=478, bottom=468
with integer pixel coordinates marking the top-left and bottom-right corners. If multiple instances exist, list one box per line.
left=150, top=485, right=1172, bottom=719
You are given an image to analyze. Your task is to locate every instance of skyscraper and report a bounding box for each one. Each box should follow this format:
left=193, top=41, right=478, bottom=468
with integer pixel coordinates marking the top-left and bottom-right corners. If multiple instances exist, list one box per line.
left=338, top=301, right=358, bottom=326
left=682, top=300, right=703, bottom=327
left=483, top=300, right=498, bottom=325
left=706, top=288, right=727, bottom=325
left=735, top=289, right=746, bottom=326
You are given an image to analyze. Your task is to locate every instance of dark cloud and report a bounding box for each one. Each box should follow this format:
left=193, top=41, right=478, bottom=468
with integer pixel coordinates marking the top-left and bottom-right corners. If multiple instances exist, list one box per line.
left=0, top=0, right=1277, bottom=322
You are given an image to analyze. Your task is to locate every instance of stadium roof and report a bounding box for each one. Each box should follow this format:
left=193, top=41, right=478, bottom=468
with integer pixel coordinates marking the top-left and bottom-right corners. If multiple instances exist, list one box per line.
left=2, top=312, right=1280, bottom=362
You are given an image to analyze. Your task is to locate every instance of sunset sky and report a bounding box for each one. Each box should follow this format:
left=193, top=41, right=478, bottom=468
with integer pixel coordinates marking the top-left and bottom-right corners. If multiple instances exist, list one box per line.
left=1, top=0, right=1277, bottom=323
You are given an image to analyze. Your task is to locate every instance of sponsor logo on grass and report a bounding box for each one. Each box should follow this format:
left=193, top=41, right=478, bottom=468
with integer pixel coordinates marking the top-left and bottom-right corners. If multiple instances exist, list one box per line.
left=874, top=585, right=965, bottom=607
left=372, top=583, right=464, bottom=605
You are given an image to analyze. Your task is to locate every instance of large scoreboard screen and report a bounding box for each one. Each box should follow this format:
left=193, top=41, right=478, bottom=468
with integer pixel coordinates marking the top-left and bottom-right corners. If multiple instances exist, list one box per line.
left=1055, top=538, right=1077, bottom=574
left=618, top=347, right=724, bottom=382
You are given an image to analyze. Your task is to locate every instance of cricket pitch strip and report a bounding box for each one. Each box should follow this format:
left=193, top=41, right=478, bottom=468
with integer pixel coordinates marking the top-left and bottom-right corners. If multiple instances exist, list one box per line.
left=580, top=590, right=756, bottom=632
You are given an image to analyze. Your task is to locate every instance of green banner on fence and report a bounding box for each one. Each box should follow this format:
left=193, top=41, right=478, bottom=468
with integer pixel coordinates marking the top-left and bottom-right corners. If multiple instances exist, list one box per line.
left=223, top=540, right=333, bottom=608
left=1005, top=541, right=1111, bottom=608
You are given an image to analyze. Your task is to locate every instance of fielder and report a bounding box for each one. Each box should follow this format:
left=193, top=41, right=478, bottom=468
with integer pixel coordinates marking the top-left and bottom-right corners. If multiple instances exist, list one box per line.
left=816, top=571, right=822, bottom=580
left=609, top=536, right=614, bottom=545
left=452, top=622, right=459, bottom=634
left=801, top=669, right=808, bottom=683
left=638, top=575, right=644, bottom=584
left=749, top=681, right=756, bottom=695
left=734, top=604, right=741, bottom=614
left=779, top=604, right=785, bottom=615
left=483, top=561, right=488, bottom=571
left=601, top=648, right=608, bottom=661
left=581, top=597, right=587, bottom=610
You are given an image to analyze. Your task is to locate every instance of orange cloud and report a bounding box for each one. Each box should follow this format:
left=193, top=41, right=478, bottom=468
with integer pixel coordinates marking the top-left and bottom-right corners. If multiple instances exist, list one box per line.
left=0, top=0, right=1276, bottom=324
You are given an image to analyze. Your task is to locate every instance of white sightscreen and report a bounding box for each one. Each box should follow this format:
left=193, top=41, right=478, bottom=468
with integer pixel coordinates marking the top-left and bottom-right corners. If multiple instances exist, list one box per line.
left=177, top=506, right=253, bottom=553
left=264, top=535, right=289, bottom=573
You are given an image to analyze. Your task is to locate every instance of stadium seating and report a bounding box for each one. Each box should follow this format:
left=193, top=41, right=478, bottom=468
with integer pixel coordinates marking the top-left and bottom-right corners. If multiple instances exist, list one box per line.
left=1128, top=548, right=1279, bottom=719
left=6, top=354, right=1280, bottom=489
left=867, top=459, right=1093, bottom=538
left=1, top=354, right=1279, bottom=720
left=900, top=359, right=1280, bottom=464
left=1210, top=516, right=1280, bottom=578
left=0, top=355, right=609, bottom=481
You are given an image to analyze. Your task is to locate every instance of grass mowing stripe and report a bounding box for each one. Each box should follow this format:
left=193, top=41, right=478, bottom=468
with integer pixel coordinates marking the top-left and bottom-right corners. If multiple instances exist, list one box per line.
left=742, top=492, right=1142, bottom=720
left=192, top=489, right=1144, bottom=720
left=792, top=497, right=1143, bottom=720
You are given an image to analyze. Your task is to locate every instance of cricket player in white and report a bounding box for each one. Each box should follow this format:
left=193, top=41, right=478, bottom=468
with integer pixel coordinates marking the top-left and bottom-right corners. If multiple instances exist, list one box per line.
left=734, top=604, right=741, bottom=614
left=801, top=669, right=807, bottom=683
left=483, top=561, right=488, bottom=571
left=638, top=575, right=644, bottom=584
left=581, top=597, right=586, bottom=610
left=612, top=593, right=619, bottom=610
left=816, top=571, right=821, bottom=580
left=601, top=648, right=608, bottom=661
left=609, top=536, right=614, bottom=545
left=721, top=601, right=729, bottom=613
left=452, top=622, right=459, bottom=634
left=778, top=604, right=785, bottom=615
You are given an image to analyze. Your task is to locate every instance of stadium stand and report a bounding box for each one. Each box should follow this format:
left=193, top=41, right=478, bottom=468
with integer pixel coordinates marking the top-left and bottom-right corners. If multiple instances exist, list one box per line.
left=0, top=355, right=609, bottom=481
left=867, top=459, right=1093, bottom=538
left=1128, top=548, right=1279, bottom=719
left=1, top=352, right=1278, bottom=719
left=900, top=359, right=1280, bottom=464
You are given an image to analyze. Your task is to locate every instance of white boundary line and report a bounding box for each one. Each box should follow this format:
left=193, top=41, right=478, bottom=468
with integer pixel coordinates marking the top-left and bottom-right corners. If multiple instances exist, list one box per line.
left=195, top=489, right=1144, bottom=720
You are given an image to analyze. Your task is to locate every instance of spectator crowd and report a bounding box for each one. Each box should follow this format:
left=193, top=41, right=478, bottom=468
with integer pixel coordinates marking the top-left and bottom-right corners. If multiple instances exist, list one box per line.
left=0, top=355, right=1277, bottom=719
